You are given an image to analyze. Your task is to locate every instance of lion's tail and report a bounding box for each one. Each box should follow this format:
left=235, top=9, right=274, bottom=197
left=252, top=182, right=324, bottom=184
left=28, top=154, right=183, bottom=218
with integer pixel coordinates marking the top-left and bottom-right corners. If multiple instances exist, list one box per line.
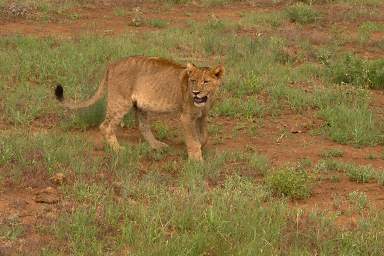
left=54, top=69, right=109, bottom=110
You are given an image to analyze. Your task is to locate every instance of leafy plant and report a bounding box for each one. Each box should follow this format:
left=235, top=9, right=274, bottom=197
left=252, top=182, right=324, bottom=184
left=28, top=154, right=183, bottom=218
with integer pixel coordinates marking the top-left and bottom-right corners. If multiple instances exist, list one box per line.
left=266, top=167, right=312, bottom=199
left=286, top=3, right=320, bottom=24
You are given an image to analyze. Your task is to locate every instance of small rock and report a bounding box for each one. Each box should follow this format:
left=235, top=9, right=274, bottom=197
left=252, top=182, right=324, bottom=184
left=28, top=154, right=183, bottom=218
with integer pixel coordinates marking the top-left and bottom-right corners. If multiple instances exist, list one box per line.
left=131, top=7, right=144, bottom=27
left=50, top=173, right=65, bottom=185
left=34, top=187, right=59, bottom=204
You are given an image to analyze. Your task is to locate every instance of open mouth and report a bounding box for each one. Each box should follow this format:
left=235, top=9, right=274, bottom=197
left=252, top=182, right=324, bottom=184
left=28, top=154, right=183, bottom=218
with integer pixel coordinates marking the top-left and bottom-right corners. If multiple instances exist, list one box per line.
left=193, top=96, right=208, bottom=104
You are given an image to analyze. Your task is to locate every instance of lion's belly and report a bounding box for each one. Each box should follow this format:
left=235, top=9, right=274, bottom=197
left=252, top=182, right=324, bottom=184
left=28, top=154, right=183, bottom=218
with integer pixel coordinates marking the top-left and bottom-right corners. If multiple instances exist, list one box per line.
left=132, top=92, right=181, bottom=113
left=132, top=76, right=183, bottom=113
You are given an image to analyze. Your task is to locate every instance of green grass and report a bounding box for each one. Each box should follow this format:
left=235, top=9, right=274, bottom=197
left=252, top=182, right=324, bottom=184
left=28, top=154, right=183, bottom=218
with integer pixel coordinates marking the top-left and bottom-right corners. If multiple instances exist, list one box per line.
left=326, top=54, right=384, bottom=89
left=248, top=152, right=270, bottom=176
left=320, top=148, right=344, bottom=158
left=315, top=158, right=346, bottom=172
left=239, top=11, right=286, bottom=29
left=345, top=164, right=376, bottom=183
left=113, top=7, right=127, bottom=17
left=0, top=131, right=97, bottom=177
left=377, top=172, right=384, bottom=186
left=318, top=104, right=383, bottom=146
left=2, top=5, right=384, bottom=254
left=285, top=3, right=320, bottom=25
left=266, top=167, right=312, bottom=199
left=348, top=191, right=369, bottom=211
left=148, top=18, right=169, bottom=28
left=315, top=159, right=379, bottom=183
left=337, top=0, right=383, bottom=6
left=0, top=220, right=24, bottom=241
left=152, top=121, right=172, bottom=140
left=358, top=21, right=384, bottom=44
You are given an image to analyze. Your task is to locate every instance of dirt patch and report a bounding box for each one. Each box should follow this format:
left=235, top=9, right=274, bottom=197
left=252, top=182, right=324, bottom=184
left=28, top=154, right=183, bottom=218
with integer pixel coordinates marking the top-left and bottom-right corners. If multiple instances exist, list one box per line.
left=292, top=176, right=384, bottom=228
left=0, top=2, right=259, bottom=38
left=0, top=189, right=61, bottom=255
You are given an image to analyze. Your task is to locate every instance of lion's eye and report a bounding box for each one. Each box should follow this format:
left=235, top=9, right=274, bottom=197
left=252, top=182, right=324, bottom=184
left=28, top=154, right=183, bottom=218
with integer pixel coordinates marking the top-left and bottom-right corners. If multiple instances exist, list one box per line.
left=203, top=80, right=209, bottom=84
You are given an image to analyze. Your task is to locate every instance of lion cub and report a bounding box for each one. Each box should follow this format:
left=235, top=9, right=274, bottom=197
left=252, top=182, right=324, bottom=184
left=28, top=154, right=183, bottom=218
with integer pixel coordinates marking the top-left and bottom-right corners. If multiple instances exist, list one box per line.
left=55, top=56, right=224, bottom=161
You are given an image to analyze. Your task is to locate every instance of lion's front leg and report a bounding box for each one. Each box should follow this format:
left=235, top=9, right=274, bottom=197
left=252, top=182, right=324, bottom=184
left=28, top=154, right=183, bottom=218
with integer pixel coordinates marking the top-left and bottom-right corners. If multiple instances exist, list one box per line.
left=180, top=114, right=203, bottom=161
left=197, top=116, right=208, bottom=149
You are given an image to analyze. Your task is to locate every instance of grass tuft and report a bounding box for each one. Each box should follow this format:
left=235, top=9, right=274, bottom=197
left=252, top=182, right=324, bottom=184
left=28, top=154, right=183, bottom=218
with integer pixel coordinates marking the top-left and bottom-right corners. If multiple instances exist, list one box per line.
left=345, top=164, right=376, bottom=183
left=266, top=167, right=312, bottom=199
left=285, top=3, right=320, bottom=24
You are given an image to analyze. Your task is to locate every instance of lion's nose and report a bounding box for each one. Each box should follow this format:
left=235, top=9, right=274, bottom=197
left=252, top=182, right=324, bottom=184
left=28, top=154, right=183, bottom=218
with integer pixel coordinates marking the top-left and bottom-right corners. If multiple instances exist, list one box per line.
left=192, top=91, right=200, bottom=96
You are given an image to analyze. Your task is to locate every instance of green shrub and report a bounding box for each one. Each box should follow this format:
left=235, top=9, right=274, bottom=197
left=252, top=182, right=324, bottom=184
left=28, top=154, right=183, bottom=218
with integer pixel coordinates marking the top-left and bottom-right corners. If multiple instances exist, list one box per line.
left=326, top=54, right=369, bottom=87
left=266, top=167, right=312, bottom=199
left=367, top=59, right=384, bottom=89
left=326, top=54, right=384, bottom=89
left=346, top=164, right=376, bottom=183
left=248, top=153, right=269, bottom=175
left=285, top=3, right=320, bottom=24
left=320, top=148, right=344, bottom=158
left=318, top=104, right=383, bottom=146
left=348, top=191, right=369, bottom=211
left=315, top=159, right=346, bottom=172
left=148, top=19, right=169, bottom=28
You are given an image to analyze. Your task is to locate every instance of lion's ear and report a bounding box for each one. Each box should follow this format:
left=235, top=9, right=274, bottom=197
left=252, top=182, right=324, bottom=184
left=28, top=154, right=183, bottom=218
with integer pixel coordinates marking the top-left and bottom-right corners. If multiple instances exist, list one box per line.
left=212, top=65, right=224, bottom=79
left=186, top=63, right=196, bottom=75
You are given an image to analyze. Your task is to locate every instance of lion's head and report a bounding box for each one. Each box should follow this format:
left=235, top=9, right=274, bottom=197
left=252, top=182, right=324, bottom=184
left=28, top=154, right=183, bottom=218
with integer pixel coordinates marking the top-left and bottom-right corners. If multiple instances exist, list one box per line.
left=186, top=63, right=225, bottom=107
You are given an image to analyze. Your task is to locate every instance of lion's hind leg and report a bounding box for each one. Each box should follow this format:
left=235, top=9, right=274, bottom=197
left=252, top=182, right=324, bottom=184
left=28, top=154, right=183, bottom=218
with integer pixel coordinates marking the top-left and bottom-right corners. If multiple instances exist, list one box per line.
left=100, top=96, right=132, bottom=151
left=137, top=110, right=168, bottom=150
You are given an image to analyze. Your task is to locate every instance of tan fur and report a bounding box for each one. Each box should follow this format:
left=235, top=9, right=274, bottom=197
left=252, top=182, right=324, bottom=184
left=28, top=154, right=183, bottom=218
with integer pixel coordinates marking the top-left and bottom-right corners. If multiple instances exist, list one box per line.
left=58, top=56, right=224, bottom=161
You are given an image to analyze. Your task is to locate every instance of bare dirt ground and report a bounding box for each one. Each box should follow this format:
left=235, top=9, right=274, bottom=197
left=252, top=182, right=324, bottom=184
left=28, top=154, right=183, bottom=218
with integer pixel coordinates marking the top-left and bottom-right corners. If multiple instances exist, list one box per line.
left=1, top=1, right=384, bottom=254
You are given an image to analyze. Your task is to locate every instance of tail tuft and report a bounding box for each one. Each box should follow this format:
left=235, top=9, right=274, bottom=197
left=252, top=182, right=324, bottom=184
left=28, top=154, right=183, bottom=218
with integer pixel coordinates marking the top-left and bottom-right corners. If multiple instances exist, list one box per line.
left=55, top=83, right=64, bottom=101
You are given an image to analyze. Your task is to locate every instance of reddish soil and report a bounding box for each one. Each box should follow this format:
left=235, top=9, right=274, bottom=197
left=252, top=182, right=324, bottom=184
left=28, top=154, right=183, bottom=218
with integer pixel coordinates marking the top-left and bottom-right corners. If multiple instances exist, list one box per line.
left=1, top=1, right=384, bottom=253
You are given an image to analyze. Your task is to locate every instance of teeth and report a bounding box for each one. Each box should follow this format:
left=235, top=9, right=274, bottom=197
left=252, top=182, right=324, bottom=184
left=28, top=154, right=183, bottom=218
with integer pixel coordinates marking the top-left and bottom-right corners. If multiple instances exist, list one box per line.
left=194, top=96, right=207, bottom=104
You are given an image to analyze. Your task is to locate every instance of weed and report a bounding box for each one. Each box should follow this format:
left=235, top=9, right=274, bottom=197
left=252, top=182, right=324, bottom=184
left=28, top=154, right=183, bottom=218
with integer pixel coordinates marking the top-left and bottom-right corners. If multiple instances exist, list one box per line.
left=348, top=191, right=369, bottom=211
left=315, top=159, right=345, bottom=172
left=266, top=167, right=312, bottom=199
left=113, top=7, right=126, bottom=17
left=318, top=104, right=383, bottom=146
left=213, top=97, right=264, bottom=119
left=326, top=54, right=369, bottom=87
left=0, top=219, right=24, bottom=241
left=0, top=131, right=96, bottom=176
left=377, top=172, right=384, bottom=186
left=346, top=164, right=376, bottom=183
left=326, top=54, right=384, bottom=89
left=337, top=0, right=383, bottom=6
left=358, top=21, right=384, bottom=44
left=366, top=153, right=377, bottom=160
left=155, top=0, right=192, bottom=4
left=285, top=3, right=320, bottom=24
left=70, top=180, right=109, bottom=203
left=239, top=11, right=286, bottom=28
left=148, top=18, right=169, bottom=28
left=298, top=158, right=312, bottom=169
left=56, top=207, right=104, bottom=255
left=4, top=83, right=48, bottom=125
left=152, top=121, right=171, bottom=140
left=320, top=148, right=344, bottom=158
left=367, top=59, right=384, bottom=89
left=248, top=152, right=269, bottom=175
left=330, top=175, right=341, bottom=183
left=121, top=111, right=136, bottom=128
